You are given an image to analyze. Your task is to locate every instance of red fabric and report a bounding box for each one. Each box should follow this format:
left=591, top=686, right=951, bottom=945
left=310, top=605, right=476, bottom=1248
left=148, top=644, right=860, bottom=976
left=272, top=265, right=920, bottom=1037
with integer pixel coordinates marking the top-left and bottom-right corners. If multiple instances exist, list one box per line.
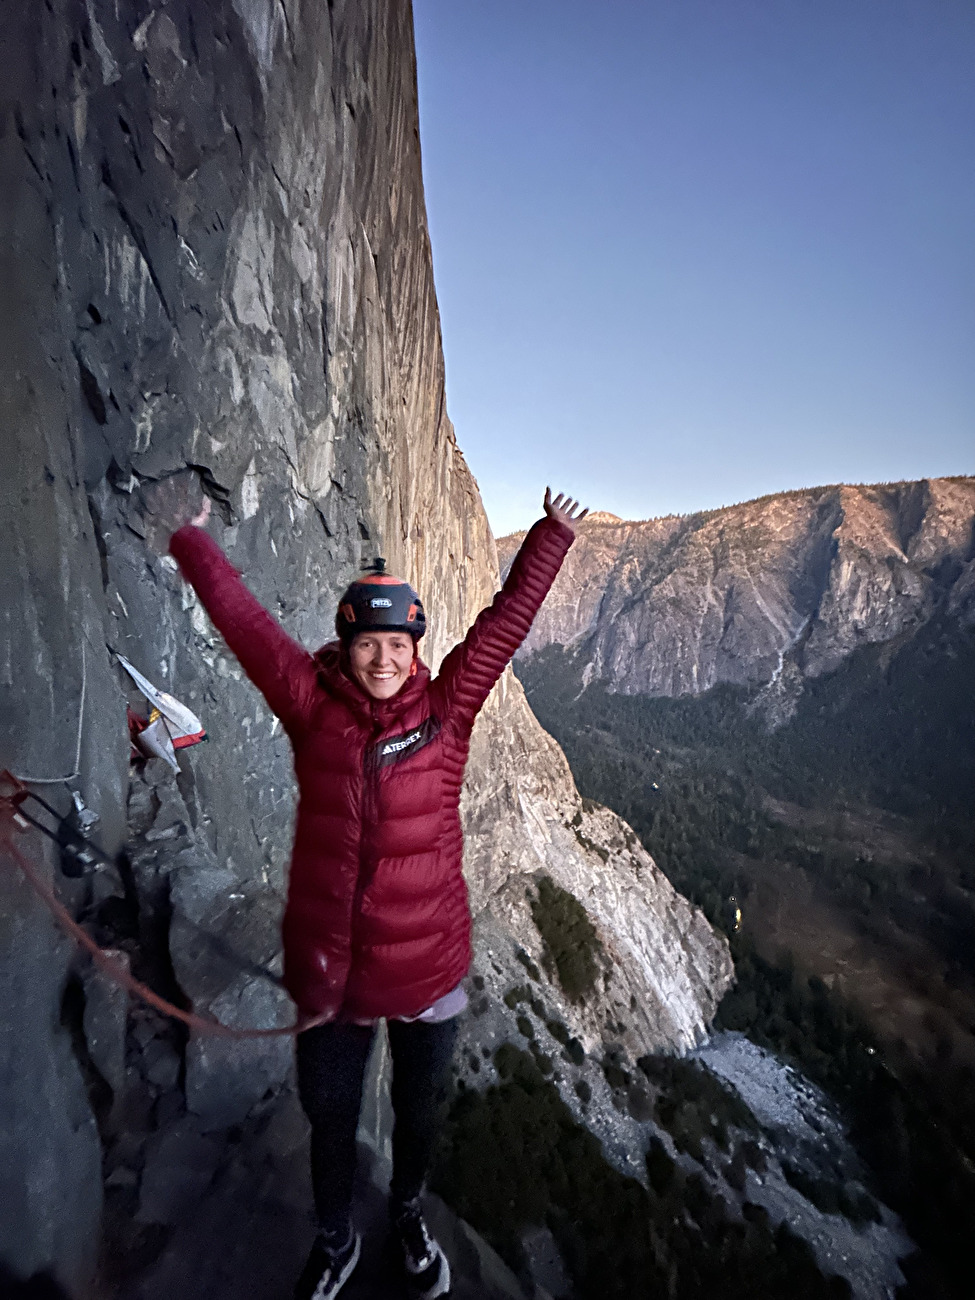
left=170, top=516, right=574, bottom=1020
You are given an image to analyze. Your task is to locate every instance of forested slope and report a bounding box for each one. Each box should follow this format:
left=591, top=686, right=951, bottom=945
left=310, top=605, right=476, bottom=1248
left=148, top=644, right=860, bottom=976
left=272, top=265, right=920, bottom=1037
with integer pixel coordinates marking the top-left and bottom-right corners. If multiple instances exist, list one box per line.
left=512, top=491, right=975, bottom=1296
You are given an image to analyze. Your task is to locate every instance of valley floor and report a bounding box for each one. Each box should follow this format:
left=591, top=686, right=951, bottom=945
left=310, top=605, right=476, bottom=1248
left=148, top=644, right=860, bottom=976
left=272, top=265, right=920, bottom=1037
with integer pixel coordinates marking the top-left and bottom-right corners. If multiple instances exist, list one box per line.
left=693, top=1033, right=911, bottom=1299
left=737, top=845, right=975, bottom=1069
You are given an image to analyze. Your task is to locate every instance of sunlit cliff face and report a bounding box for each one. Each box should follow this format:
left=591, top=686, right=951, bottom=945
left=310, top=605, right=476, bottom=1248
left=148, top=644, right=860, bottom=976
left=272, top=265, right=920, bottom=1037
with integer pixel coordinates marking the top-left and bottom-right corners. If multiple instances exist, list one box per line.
left=348, top=630, right=415, bottom=699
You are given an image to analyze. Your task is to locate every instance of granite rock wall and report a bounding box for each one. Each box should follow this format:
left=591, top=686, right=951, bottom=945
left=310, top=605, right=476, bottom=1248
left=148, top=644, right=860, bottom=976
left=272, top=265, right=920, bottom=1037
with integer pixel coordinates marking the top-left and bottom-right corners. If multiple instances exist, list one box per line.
left=0, top=2, right=729, bottom=1288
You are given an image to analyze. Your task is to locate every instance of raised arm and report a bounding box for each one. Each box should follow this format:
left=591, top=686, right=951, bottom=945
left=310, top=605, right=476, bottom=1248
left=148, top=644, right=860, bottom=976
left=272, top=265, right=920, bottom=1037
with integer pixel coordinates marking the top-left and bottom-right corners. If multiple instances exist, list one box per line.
left=169, top=527, right=319, bottom=732
left=143, top=472, right=318, bottom=732
left=432, top=490, right=586, bottom=734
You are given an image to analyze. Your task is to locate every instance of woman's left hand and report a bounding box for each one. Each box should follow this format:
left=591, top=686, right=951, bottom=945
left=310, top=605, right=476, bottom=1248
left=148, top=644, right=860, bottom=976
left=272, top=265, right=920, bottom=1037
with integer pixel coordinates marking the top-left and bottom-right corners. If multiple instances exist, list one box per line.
left=140, top=470, right=212, bottom=553
left=543, top=487, right=588, bottom=535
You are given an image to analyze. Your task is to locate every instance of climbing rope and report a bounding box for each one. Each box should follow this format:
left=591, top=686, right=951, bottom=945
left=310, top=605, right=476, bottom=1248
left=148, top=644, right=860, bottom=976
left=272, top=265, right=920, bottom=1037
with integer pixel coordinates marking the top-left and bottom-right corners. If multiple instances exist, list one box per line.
left=0, top=771, right=328, bottom=1040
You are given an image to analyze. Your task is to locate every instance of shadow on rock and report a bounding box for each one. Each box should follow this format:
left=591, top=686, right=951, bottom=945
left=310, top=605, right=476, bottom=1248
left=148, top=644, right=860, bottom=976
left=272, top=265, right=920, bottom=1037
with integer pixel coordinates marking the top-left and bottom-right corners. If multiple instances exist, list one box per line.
left=0, top=1266, right=73, bottom=1298
left=102, top=1087, right=537, bottom=1300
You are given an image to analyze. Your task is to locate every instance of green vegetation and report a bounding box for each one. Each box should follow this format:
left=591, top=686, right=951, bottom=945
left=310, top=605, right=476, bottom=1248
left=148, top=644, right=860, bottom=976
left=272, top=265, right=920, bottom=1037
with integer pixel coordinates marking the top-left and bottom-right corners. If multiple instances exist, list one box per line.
left=563, top=1036, right=586, bottom=1066
left=600, top=1046, right=631, bottom=1091
left=545, top=1017, right=571, bottom=1046
left=717, top=944, right=881, bottom=1098
left=515, top=620, right=975, bottom=1297
left=718, top=937, right=975, bottom=1297
left=530, top=1042, right=555, bottom=1075
left=503, top=985, right=531, bottom=1011
left=434, top=1045, right=851, bottom=1299
left=518, top=616, right=975, bottom=906
left=781, top=1162, right=879, bottom=1227
left=515, top=947, right=542, bottom=981
left=529, top=873, right=605, bottom=1004
left=637, top=1055, right=758, bottom=1161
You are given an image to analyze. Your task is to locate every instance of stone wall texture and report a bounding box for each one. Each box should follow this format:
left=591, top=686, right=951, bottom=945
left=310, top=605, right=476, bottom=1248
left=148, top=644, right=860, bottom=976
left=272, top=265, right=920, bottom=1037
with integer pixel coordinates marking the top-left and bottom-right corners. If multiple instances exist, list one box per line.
left=0, top=1, right=730, bottom=1288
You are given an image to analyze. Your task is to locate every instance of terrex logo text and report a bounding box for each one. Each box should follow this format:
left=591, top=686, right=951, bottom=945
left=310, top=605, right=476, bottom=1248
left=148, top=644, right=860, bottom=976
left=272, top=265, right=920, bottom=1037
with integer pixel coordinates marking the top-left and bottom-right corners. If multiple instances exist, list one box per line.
left=372, top=717, right=442, bottom=769
left=382, top=730, right=423, bottom=756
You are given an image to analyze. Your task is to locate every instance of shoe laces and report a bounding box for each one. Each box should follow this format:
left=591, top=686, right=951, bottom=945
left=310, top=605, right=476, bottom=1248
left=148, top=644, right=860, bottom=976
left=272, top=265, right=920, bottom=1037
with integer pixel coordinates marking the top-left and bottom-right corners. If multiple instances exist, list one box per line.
left=395, top=1201, right=435, bottom=1272
left=319, top=1225, right=355, bottom=1262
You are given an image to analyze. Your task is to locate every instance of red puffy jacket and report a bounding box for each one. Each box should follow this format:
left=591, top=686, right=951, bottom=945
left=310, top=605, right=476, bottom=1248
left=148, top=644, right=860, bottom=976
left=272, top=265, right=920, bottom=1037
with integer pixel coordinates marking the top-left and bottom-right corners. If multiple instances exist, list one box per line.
left=170, top=516, right=573, bottom=1021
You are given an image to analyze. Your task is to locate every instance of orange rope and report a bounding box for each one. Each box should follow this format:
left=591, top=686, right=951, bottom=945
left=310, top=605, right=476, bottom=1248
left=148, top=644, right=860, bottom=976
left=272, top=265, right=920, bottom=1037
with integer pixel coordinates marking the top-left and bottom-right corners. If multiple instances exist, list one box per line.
left=0, top=777, right=327, bottom=1039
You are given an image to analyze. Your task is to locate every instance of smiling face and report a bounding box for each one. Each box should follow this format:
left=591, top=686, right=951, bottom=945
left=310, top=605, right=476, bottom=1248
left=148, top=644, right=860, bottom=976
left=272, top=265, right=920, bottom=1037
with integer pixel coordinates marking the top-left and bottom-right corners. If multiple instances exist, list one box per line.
left=348, top=630, right=415, bottom=700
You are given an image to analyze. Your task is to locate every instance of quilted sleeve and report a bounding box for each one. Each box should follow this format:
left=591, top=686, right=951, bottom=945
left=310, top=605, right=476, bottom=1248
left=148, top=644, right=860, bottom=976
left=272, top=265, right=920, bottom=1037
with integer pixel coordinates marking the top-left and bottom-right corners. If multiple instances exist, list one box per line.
left=432, top=515, right=574, bottom=735
left=169, top=526, right=319, bottom=732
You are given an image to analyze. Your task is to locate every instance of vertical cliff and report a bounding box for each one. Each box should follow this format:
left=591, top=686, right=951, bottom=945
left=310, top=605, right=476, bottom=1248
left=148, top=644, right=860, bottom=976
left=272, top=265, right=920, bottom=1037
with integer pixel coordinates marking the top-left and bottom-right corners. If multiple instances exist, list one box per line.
left=0, top=2, right=730, bottom=1287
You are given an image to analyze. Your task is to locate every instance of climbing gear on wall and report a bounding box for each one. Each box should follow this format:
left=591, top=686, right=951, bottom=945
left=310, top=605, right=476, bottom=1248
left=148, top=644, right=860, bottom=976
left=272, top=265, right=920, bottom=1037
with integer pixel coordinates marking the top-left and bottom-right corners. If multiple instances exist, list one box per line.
left=5, top=782, right=112, bottom=878
left=117, top=653, right=206, bottom=771
left=335, top=558, right=426, bottom=642
left=0, top=771, right=328, bottom=1039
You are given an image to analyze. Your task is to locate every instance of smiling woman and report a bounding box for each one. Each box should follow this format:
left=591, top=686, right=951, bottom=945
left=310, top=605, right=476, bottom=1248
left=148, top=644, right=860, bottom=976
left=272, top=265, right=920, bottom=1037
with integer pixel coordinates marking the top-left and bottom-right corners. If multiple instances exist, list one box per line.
left=332, top=556, right=427, bottom=700
left=141, top=472, right=586, bottom=1299
left=348, top=631, right=416, bottom=699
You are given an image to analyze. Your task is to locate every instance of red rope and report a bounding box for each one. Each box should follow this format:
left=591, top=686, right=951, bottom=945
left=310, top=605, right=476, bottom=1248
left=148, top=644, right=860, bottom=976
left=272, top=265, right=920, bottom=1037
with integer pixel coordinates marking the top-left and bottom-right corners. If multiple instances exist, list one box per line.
left=0, top=776, right=327, bottom=1039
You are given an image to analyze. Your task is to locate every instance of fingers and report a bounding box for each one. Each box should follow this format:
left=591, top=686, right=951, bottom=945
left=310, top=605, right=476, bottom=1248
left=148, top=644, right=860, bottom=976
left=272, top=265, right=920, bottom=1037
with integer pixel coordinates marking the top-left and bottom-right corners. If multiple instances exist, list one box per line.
left=138, top=469, right=208, bottom=552
left=545, top=491, right=587, bottom=517
left=190, top=496, right=212, bottom=528
left=544, top=489, right=589, bottom=528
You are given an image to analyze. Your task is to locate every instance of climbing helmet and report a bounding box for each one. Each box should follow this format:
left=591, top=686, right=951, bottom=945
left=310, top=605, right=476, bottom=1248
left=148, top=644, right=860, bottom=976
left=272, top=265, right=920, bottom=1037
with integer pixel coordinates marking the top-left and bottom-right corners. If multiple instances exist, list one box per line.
left=335, top=558, right=426, bottom=641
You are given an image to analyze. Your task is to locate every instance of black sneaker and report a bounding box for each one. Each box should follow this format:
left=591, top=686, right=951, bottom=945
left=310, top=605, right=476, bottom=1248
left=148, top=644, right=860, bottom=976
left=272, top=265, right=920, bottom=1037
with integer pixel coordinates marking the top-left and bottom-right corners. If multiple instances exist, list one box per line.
left=294, top=1228, right=361, bottom=1300
left=393, top=1198, right=451, bottom=1298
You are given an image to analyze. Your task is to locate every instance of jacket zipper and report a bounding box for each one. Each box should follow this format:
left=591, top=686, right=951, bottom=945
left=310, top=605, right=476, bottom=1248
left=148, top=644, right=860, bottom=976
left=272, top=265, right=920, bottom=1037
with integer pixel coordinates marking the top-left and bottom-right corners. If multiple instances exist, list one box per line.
left=346, top=720, right=384, bottom=996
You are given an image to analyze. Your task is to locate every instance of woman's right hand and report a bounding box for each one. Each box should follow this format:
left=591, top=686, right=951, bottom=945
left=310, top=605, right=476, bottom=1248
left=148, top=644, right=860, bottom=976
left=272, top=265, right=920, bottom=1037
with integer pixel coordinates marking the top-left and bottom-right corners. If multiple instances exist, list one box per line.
left=140, top=470, right=211, bottom=553
left=543, top=487, right=588, bottom=535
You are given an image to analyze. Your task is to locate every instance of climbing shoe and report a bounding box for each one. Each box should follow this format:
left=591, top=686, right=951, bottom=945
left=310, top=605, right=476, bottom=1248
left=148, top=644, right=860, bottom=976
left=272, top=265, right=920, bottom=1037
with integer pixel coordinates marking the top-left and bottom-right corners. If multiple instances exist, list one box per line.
left=393, top=1197, right=451, bottom=1298
left=294, top=1227, right=361, bottom=1300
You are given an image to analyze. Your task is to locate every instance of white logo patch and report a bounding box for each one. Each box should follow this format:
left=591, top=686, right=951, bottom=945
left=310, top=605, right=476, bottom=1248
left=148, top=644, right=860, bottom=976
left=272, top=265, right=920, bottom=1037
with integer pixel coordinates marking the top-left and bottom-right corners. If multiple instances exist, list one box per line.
left=369, top=597, right=393, bottom=608
left=382, top=730, right=423, bottom=756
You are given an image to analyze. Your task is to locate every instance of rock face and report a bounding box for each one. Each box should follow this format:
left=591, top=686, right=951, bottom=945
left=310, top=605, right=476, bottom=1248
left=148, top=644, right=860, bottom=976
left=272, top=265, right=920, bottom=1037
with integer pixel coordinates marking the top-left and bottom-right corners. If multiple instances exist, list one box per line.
left=0, top=0, right=729, bottom=1289
left=500, top=479, right=975, bottom=705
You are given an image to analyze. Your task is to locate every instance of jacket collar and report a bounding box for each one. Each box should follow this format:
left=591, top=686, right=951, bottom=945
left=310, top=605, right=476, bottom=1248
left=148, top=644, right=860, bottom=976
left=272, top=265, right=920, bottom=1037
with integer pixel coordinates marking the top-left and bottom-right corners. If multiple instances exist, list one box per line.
left=314, top=641, right=431, bottom=726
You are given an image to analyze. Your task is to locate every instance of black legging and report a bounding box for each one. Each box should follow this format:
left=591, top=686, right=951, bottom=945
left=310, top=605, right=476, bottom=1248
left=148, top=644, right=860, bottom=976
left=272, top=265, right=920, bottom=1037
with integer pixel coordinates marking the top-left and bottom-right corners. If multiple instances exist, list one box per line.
left=295, top=1017, right=459, bottom=1238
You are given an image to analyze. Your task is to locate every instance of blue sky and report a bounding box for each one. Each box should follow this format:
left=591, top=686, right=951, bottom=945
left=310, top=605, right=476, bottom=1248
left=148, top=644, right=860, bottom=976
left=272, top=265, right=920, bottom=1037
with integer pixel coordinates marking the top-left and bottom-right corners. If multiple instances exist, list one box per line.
left=412, top=0, right=974, bottom=536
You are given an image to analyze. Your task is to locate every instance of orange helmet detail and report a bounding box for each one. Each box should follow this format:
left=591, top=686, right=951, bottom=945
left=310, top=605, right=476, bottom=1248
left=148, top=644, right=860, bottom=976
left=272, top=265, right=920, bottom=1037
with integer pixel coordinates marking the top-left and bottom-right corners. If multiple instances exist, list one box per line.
left=335, top=558, right=426, bottom=641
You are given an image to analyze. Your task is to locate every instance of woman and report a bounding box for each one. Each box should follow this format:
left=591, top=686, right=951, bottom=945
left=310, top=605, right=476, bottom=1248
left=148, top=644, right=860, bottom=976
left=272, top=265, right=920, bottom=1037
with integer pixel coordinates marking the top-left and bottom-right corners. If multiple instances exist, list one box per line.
left=151, top=478, right=585, bottom=1299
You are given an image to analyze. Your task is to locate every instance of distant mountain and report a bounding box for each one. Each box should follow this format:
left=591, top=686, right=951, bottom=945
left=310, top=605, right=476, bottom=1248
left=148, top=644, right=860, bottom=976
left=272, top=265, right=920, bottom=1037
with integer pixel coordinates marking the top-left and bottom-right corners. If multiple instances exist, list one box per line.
left=505, top=478, right=975, bottom=1295
left=500, top=477, right=975, bottom=723
left=503, top=475, right=975, bottom=1066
